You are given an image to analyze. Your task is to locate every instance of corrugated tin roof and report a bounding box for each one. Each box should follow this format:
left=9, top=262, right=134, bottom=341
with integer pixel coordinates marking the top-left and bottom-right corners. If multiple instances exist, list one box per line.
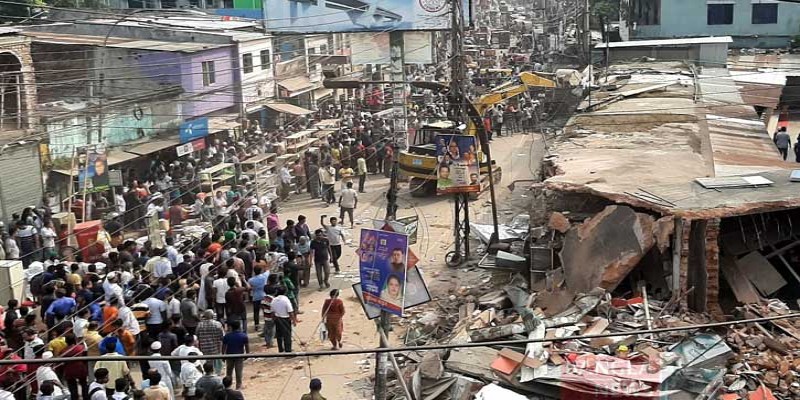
left=596, top=36, right=733, bottom=49
left=22, top=32, right=226, bottom=53
left=0, top=27, right=21, bottom=35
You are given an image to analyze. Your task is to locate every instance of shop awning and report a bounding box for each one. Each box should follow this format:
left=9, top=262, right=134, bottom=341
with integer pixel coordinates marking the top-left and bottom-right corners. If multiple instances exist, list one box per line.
left=126, top=137, right=181, bottom=156
left=308, top=54, right=350, bottom=65
left=265, top=102, right=315, bottom=116
left=278, top=76, right=314, bottom=96
left=107, top=150, right=139, bottom=166
left=314, top=88, right=334, bottom=99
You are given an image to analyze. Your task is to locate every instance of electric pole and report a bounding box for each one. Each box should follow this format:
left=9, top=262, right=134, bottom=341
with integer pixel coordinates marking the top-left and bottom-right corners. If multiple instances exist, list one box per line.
left=375, top=29, right=406, bottom=400
left=449, top=0, right=471, bottom=266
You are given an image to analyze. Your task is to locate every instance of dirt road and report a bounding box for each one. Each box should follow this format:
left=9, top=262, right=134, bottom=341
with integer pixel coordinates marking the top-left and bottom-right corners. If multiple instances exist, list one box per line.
left=239, top=133, right=542, bottom=399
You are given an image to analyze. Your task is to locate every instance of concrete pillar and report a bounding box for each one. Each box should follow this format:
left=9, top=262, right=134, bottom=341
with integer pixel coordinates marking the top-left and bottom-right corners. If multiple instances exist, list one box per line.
left=705, top=218, right=722, bottom=318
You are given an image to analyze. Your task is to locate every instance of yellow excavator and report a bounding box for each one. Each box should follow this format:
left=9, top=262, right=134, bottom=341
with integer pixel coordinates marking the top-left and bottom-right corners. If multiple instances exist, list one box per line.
left=399, top=71, right=558, bottom=197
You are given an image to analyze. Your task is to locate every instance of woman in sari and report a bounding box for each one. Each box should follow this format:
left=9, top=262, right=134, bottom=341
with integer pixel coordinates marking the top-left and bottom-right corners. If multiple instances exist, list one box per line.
left=322, top=289, right=345, bottom=350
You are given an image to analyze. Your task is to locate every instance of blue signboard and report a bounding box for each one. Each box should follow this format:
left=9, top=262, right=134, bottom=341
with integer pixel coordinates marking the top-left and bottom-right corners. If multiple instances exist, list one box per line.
left=359, top=229, right=409, bottom=316
left=179, top=117, right=209, bottom=144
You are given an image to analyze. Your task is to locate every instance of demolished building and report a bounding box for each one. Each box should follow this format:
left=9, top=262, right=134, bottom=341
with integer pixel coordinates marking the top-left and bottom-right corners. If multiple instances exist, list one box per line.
left=537, top=60, right=800, bottom=315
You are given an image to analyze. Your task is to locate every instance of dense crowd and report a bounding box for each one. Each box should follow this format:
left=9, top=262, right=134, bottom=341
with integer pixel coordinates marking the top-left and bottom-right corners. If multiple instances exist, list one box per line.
left=0, top=101, right=412, bottom=400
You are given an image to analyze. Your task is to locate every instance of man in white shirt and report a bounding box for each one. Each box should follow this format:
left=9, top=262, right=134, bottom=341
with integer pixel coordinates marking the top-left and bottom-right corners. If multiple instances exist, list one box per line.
left=279, top=165, right=292, bottom=201
left=211, top=272, right=230, bottom=321
left=146, top=249, right=172, bottom=278
left=165, top=237, right=182, bottom=268
left=271, top=286, right=297, bottom=353
left=88, top=368, right=110, bottom=400
left=338, top=181, right=358, bottom=229
left=142, top=296, right=166, bottom=338
left=320, top=163, right=337, bottom=205
left=40, top=224, right=57, bottom=258
left=116, top=299, right=141, bottom=336
left=103, top=273, right=124, bottom=302
left=321, top=216, right=346, bottom=273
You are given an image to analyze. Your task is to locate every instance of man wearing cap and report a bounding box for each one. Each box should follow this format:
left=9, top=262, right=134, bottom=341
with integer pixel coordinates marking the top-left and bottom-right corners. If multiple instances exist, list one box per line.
left=147, top=342, right=175, bottom=400
left=244, top=198, right=261, bottom=222
left=301, top=378, right=326, bottom=400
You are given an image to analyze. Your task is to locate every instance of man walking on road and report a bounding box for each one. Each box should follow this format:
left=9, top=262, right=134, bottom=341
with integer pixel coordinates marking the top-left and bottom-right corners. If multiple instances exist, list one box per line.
left=321, top=216, right=346, bottom=273
left=338, top=182, right=358, bottom=229
left=356, top=155, right=367, bottom=193
left=310, top=229, right=332, bottom=288
left=775, top=127, right=791, bottom=160
left=221, top=320, right=248, bottom=390
left=272, top=286, right=297, bottom=353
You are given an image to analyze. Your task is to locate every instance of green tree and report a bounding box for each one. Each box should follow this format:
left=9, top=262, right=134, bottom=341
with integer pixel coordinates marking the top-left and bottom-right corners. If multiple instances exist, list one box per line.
left=591, top=0, right=630, bottom=41
left=0, top=0, right=44, bottom=22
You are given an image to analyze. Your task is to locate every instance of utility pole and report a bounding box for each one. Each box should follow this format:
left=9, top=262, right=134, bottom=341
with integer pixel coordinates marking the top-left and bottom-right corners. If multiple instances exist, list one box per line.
left=584, top=0, right=591, bottom=64
left=376, top=29, right=406, bottom=400
left=449, top=0, right=471, bottom=265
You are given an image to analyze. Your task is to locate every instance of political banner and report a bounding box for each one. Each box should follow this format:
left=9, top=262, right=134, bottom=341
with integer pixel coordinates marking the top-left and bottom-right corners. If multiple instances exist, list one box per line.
left=78, top=148, right=109, bottom=193
left=263, top=0, right=451, bottom=33
left=352, top=265, right=431, bottom=320
left=435, top=134, right=480, bottom=194
left=359, top=228, right=409, bottom=316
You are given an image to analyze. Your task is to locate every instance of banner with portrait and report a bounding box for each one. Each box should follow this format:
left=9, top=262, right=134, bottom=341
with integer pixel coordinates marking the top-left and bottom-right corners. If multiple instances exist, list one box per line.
left=358, top=228, right=409, bottom=316
left=77, top=147, right=109, bottom=192
left=435, top=134, right=480, bottom=194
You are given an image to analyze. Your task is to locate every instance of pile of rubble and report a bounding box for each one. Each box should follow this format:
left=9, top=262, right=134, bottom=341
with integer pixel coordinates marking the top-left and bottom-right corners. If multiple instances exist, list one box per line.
left=388, top=277, right=800, bottom=400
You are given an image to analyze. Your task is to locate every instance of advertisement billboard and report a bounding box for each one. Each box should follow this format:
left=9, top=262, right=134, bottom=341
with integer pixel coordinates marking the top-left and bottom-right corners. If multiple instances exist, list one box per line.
left=435, top=134, right=480, bottom=194
left=263, top=0, right=451, bottom=33
left=179, top=117, right=209, bottom=144
left=359, top=228, right=409, bottom=316
left=78, top=148, right=109, bottom=193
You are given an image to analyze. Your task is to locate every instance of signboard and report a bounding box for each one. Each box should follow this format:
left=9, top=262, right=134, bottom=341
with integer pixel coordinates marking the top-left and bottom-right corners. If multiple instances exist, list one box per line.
left=359, top=229, right=409, bottom=316
left=176, top=138, right=207, bottom=157
left=435, top=134, right=480, bottom=194
left=352, top=265, right=431, bottom=320
left=263, top=0, right=451, bottom=33
left=372, top=216, right=419, bottom=245
left=404, top=32, right=433, bottom=64
left=108, top=170, right=123, bottom=188
left=78, top=147, right=109, bottom=193
left=179, top=117, right=209, bottom=144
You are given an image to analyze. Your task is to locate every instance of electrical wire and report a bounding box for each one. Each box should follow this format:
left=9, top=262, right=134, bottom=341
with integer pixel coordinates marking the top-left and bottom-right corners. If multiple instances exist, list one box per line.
left=5, top=310, right=800, bottom=365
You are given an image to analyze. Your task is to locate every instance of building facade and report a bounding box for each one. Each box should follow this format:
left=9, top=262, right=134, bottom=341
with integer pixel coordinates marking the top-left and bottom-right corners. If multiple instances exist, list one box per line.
left=631, top=0, right=800, bottom=48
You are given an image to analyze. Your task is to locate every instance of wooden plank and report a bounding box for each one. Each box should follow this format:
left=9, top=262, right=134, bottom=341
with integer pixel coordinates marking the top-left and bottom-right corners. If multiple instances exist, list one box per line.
left=582, top=318, right=610, bottom=336
left=497, top=348, right=544, bottom=369
left=720, top=256, right=761, bottom=304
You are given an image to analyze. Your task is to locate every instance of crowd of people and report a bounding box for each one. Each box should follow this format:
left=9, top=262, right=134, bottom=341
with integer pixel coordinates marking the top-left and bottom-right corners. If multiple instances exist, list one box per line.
left=0, top=100, right=414, bottom=400
left=0, top=48, right=546, bottom=400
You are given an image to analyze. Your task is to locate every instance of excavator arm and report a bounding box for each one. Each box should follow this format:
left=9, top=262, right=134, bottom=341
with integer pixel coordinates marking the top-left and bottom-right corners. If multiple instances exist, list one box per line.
left=473, top=71, right=557, bottom=116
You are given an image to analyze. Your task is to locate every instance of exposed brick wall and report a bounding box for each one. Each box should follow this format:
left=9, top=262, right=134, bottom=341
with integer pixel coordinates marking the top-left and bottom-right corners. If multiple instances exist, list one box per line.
left=705, top=218, right=723, bottom=318
left=0, top=36, right=38, bottom=129
left=679, top=218, right=691, bottom=310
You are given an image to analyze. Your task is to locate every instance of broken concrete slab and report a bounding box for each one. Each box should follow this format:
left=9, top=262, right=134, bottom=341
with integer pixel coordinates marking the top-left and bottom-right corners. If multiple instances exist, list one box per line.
left=445, top=347, right=499, bottom=381
left=418, top=352, right=444, bottom=380
left=735, top=252, right=787, bottom=296
left=560, top=205, right=656, bottom=294
left=548, top=211, right=571, bottom=233
left=468, top=323, right=526, bottom=342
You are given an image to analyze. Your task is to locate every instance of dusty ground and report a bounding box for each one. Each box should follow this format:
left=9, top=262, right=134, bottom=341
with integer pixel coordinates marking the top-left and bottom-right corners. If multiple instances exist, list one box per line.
left=238, top=132, right=543, bottom=399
